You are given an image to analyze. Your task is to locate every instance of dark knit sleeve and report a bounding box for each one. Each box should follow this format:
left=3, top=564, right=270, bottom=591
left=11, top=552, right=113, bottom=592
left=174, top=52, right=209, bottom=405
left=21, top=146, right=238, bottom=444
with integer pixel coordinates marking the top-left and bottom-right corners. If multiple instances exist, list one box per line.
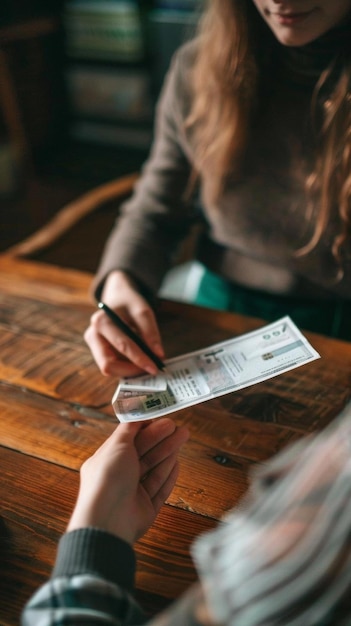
left=21, top=528, right=146, bottom=626
left=52, top=528, right=136, bottom=591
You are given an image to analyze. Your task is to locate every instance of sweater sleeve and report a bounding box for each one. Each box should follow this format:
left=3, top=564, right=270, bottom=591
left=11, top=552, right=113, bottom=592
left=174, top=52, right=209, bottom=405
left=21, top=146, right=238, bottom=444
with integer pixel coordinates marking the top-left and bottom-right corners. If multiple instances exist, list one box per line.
left=92, top=42, right=199, bottom=301
left=21, top=528, right=146, bottom=626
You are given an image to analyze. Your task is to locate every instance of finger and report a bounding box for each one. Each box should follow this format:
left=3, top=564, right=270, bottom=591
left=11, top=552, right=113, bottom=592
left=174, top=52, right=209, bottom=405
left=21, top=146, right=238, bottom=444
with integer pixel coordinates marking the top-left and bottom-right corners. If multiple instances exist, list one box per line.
left=142, top=454, right=180, bottom=512
left=135, top=418, right=177, bottom=458
left=84, top=421, right=141, bottom=467
left=128, top=303, right=165, bottom=359
left=91, top=310, right=160, bottom=375
left=110, top=421, right=143, bottom=445
left=99, top=271, right=164, bottom=360
left=153, top=460, right=179, bottom=511
left=84, top=324, right=143, bottom=377
left=139, top=424, right=189, bottom=478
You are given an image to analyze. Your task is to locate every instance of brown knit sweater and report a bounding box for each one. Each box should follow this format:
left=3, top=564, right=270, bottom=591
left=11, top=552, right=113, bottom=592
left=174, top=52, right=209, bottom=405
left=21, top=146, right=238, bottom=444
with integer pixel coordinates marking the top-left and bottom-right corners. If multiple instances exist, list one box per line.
left=93, top=32, right=351, bottom=302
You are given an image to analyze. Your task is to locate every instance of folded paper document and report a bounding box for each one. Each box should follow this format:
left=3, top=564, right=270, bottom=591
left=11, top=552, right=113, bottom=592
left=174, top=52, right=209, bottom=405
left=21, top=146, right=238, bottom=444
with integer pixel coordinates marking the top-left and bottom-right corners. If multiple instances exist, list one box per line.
left=112, top=316, right=320, bottom=423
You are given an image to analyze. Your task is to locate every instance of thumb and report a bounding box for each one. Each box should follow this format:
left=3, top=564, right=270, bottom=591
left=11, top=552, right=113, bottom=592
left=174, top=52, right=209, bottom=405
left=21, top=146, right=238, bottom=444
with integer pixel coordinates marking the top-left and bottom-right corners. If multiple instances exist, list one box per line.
left=111, top=421, right=145, bottom=446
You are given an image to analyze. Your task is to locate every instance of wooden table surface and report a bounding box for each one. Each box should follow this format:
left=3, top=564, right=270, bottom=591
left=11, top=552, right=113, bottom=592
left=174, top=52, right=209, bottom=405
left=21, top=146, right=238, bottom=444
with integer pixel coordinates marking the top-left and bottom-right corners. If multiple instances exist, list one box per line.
left=1, top=254, right=351, bottom=625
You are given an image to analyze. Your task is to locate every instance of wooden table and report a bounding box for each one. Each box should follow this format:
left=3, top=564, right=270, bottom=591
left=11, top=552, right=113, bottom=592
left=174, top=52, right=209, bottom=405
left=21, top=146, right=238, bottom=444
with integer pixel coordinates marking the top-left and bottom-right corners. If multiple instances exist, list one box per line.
left=1, top=255, right=351, bottom=626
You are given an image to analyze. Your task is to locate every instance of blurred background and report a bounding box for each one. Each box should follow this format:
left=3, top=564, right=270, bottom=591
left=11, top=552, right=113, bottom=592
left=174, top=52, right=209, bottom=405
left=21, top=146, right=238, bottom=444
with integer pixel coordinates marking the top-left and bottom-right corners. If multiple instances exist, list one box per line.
left=0, top=0, right=200, bottom=267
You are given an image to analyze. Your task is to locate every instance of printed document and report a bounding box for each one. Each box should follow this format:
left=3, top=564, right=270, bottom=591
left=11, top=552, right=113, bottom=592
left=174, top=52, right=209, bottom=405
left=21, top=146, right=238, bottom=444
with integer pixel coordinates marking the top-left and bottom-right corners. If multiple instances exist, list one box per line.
left=112, top=316, right=320, bottom=423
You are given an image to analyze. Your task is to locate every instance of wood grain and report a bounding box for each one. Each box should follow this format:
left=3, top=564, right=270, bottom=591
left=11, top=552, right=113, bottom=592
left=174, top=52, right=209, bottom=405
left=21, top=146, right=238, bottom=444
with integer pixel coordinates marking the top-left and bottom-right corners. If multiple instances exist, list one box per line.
left=1, top=256, right=351, bottom=625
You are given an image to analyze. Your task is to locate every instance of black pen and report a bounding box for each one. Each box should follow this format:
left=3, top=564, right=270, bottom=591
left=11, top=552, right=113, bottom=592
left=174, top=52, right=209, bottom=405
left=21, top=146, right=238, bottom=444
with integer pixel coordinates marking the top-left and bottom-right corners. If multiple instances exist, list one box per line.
left=98, top=301, right=166, bottom=371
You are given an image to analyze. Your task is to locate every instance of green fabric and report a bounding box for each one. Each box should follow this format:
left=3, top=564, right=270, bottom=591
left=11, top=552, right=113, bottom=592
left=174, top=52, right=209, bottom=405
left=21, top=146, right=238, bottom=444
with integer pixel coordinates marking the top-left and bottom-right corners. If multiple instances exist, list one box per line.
left=195, top=268, right=351, bottom=341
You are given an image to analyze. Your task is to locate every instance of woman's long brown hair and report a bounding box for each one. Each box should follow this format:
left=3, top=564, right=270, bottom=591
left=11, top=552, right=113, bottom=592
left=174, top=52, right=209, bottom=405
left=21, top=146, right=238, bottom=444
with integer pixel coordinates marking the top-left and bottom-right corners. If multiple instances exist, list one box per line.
left=187, top=0, right=351, bottom=273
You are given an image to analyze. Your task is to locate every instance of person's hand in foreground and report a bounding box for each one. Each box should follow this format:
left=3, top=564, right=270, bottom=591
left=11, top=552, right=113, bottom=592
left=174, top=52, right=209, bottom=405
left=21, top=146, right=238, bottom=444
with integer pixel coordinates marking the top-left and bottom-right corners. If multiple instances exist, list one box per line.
left=67, top=417, right=189, bottom=544
left=84, top=270, right=165, bottom=378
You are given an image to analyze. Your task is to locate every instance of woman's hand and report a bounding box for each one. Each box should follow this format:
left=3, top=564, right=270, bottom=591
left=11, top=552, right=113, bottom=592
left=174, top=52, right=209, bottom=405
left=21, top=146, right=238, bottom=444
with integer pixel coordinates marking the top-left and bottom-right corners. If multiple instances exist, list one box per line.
left=67, top=418, right=189, bottom=544
left=84, top=270, right=165, bottom=377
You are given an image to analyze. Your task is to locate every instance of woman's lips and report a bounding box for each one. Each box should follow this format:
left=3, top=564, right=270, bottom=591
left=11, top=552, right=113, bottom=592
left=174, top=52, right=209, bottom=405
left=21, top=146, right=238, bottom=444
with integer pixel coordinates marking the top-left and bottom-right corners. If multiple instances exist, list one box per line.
left=273, top=10, right=314, bottom=25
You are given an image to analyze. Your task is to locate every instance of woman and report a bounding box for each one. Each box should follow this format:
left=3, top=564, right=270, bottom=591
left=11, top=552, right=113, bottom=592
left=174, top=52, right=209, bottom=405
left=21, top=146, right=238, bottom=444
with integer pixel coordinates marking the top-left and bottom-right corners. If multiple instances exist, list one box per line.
left=85, top=0, right=351, bottom=379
